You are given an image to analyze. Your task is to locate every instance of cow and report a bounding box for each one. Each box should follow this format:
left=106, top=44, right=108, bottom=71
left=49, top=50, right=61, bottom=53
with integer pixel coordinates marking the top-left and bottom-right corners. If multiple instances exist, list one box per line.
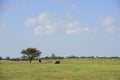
left=55, top=61, right=60, bottom=64
left=39, top=59, right=41, bottom=63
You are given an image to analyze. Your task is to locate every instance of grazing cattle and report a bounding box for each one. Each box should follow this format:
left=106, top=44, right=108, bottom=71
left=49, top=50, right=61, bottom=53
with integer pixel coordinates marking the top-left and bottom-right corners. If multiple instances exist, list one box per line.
left=39, top=59, right=41, bottom=63
left=55, top=61, right=60, bottom=64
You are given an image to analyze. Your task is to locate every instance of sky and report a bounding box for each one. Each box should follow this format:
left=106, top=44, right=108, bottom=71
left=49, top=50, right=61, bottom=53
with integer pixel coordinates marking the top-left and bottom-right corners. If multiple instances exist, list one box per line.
left=0, top=0, right=120, bottom=58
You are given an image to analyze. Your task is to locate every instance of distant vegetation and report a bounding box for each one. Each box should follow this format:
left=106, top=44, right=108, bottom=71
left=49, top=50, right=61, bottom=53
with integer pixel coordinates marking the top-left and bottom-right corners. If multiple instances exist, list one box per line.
left=0, top=55, right=120, bottom=61
left=0, top=47, right=120, bottom=62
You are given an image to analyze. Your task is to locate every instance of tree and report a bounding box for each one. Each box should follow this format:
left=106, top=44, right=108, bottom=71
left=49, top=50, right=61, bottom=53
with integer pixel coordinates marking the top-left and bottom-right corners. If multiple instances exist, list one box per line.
left=5, top=56, right=10, bottom=60
left=21, top=48, right=41, bottom=63
left=21, top=55, right=28, bottom=61
left=0, top=56, right=3, bottom=60
left=51, top=53, right=56, bottom=59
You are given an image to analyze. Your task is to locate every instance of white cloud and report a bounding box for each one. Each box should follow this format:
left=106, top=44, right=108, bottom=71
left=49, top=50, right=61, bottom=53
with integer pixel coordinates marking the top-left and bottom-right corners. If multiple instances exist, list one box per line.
left=101, top=16, right=115, bottom=27
left=45, top=25, right=57, bottom=35
left=67, top=21, right=79, bottom=28
left=100, top=16, right=119, bottom=34
left=62, top=20, right=80, bottom=29
left=35, top=25, right=57, bottom=36
left=38, top=12, right=53, bottom=25
left=68, top=4, right=77, bottom=10
left=61, top=17, right=96, bottom=35
left=25, top=17, right=36, bottom=27
left=66, top=27, right=96, bottom=35
left=67, top=28, right=82, bottom=35
left=35, top=26, right=45, bottom=35
left=25, top=12, right=57, bottom=36
left=25, top=12, right=96, bottom=36
left=25, top=12, right=53, bottom=27
left=106, top=26, right=120, bottom=34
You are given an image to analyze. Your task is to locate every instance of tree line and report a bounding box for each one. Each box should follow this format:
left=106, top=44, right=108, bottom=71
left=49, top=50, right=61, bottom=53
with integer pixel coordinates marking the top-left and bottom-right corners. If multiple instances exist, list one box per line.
left=1, top=55, right=120, bottom=60
left=24, top=55, right=120, bottom=59
left=0, top=47, right=120, bottom=63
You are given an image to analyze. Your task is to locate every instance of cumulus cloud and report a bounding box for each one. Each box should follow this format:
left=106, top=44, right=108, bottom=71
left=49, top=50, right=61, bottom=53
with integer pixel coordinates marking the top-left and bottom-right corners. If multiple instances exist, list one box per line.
left=45, top=25, right=57, bottom=35
left=106, top=26, right=120, bottom=34
left=68, top=4, right=77, bottom=10
left=25, top=12, right=96, bottom=36
left=61, top=17, right=96, bottom=35
left=100, top=16, right=119, bottom=34
left=35, top=26, right=44, bottom=35
left=25, top=17, right=36, bottom=27
left=61, top=20, right=80, bottom=29
left=35, top=25, right=57, bottom=35
left=38, top=12, right=53, bottom=25
left=66, top=27, right=96, bottom=35
left=101, top=16, right=116, bottom=27
left=66, top=28, right=85, bottom=35
left=25, top=12, right=57, bottom=36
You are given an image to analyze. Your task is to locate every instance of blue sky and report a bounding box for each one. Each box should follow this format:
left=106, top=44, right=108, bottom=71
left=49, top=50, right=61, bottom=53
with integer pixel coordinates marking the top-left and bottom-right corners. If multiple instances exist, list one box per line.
left=0, top=0, right=120, bottom=58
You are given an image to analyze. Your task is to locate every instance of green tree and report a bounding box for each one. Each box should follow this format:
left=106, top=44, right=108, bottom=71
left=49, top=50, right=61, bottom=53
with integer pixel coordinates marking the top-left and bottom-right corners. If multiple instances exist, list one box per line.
left=51, top=53, right=56, bottom=59
left=21, top=55, right=28, bottom=61
left=0, top=56, right=3, bottom=60
left=21, top=48, right=41, bottom=63
left=5, top=56, right=10, bottom=60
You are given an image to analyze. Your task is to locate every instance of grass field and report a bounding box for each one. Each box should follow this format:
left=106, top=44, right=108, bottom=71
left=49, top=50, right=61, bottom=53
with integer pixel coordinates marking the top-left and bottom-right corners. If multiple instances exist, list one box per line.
left=0, top=58, right=120, bottom=80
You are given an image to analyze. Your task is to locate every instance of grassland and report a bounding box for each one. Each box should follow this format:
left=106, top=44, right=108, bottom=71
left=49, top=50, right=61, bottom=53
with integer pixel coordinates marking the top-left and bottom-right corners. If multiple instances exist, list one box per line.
left=0, top=58, right=120, bottom=80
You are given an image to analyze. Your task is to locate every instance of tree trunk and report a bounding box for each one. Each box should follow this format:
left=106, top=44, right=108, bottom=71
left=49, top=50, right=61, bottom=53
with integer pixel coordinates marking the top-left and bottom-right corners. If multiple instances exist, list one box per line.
left=30, top=59, right=32, bottom=63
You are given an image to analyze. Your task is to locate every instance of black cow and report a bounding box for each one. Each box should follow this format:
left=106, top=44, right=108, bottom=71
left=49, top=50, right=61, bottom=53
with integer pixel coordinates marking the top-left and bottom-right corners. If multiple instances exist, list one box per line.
left=39, top=59, right=41, bottom=63
left=55, top=61, right=60, bottom=64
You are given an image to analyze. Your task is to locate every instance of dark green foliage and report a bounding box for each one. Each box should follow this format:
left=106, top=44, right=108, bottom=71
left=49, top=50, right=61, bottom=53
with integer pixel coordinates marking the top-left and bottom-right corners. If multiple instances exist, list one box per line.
left=0, top=56, right=3, bottom=60
left=10, top=58, right=20, bottom=61
left=21, top=48, right=42, bottom=63
left=4, top=56, right=10, bottom=60
left=21, top=55, right=28, bottom=61
left=42, top=56, right=64, bottom=59
left=51, top=53, right=56, bottom=59
left=67, top=55, right=79, bottom=59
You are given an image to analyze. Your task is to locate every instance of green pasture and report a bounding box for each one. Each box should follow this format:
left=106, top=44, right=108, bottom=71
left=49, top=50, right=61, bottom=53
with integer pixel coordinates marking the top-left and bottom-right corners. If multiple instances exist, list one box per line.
left=0, top=58, right=120, bottom=80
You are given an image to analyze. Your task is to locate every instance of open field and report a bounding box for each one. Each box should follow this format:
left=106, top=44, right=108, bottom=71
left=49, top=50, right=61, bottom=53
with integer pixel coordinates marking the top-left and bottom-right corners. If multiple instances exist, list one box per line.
left=0, top=58, right=120, bottom=80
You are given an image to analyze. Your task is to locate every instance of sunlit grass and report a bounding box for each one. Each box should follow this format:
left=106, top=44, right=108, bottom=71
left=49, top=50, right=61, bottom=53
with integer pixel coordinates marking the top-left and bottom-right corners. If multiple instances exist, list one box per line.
left=0, top=58, right=120, bottom=80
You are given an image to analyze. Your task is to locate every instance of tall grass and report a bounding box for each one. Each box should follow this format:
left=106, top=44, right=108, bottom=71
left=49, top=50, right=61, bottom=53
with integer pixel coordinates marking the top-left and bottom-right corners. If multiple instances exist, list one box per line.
left=0, top=58, right=120, bottom=80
